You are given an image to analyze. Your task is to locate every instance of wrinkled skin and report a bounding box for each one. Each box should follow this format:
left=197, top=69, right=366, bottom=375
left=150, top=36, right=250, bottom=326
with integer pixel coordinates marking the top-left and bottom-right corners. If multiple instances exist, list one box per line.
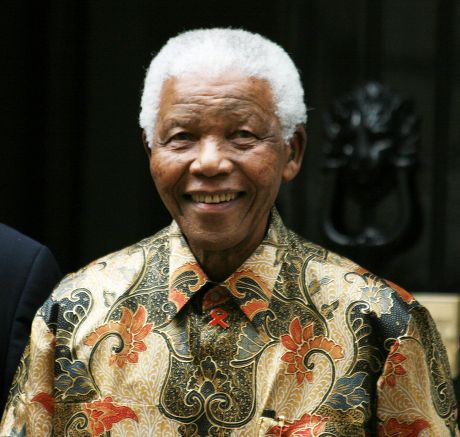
left=145, top=73, right=305, bottom=280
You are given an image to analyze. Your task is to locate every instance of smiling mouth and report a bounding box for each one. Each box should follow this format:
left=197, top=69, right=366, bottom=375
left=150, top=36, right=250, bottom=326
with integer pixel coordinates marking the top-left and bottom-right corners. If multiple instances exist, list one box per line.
left=190, top=192, right=239, bottom=204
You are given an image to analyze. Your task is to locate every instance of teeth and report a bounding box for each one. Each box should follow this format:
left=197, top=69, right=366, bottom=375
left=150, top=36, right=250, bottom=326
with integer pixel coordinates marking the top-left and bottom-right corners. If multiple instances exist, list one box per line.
left=191, top=193, right=237, bottom=203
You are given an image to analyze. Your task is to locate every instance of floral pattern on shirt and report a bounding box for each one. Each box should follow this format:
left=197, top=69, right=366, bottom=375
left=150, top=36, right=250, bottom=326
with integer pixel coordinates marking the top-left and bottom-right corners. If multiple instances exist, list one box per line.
left=1, top=210, right=457, bottom=436
left=281, top=317, right=344, bottom=385
left=378, top=340, right=407, bottom=388
left=84, top=305, right=153, bottom=368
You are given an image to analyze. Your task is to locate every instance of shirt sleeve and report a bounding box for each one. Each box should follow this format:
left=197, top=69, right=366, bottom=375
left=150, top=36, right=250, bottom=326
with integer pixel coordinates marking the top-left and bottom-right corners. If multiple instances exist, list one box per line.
left=0, top=309, right=56, bottom=436
left=376, top=305, right=459, bottom=436
left=2, top=244, right=62, bottom=412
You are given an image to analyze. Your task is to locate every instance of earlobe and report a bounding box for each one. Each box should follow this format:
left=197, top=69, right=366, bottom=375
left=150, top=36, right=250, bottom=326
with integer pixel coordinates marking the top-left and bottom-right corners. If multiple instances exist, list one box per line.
left=142, top=131, right=152, bottom=158
left=282, top=125, right=306, bottom=182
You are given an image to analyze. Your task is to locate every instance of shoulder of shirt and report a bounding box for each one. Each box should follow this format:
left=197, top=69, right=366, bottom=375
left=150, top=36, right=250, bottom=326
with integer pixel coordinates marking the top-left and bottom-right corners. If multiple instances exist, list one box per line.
left=283, top=227, right=359, bottom=271
left=282, top=226, right=416, bottom=309
left=48, top=226, right=170, bottom=302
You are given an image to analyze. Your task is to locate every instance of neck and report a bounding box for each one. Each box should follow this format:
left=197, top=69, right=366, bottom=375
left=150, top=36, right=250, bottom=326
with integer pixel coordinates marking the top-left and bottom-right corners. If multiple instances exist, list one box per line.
left=188, top=225, right=268, bottom=282
left=191, top=244, right=255, bottom=282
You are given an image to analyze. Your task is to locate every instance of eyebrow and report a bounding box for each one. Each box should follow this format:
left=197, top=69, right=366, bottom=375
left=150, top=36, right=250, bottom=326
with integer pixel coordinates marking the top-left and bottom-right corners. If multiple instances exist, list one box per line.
left=159, top=118, right=185, bottom=130
left=159, top=112, right=268, bottom=134
left=157, top=97, right=272, bottom=133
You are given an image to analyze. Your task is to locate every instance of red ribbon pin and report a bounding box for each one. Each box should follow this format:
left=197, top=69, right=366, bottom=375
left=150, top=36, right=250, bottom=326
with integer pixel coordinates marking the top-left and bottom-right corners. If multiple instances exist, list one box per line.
left=209, top=308, right=229, bottom=329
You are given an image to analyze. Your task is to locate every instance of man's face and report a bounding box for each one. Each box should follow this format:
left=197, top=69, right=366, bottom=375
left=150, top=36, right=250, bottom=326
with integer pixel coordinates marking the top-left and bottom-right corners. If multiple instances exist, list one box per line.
left=148, top=73, right=302, bottom=258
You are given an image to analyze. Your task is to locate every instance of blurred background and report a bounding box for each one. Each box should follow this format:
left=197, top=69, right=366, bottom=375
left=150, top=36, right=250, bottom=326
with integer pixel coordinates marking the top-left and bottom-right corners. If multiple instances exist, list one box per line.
left=0, top=0, right=459, bottom=293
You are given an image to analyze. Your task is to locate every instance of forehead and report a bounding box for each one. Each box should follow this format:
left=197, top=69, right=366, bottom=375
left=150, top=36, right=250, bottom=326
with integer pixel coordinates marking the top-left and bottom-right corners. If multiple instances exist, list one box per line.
left=155, top=73, right=277, bottom=128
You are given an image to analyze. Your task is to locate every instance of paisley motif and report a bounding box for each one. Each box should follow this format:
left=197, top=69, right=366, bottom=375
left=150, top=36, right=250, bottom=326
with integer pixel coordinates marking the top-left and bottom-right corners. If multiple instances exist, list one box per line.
left=0, top=209, right=457, bottom=436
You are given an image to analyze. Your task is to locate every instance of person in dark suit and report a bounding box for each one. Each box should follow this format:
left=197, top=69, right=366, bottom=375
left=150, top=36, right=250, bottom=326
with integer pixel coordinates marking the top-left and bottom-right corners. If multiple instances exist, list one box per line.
left=0, top=223, right=62, bottom=412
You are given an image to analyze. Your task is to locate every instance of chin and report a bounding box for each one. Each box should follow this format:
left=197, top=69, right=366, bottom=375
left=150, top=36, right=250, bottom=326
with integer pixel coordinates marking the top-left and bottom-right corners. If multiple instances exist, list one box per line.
left=187, top=233, right=237, bottom=252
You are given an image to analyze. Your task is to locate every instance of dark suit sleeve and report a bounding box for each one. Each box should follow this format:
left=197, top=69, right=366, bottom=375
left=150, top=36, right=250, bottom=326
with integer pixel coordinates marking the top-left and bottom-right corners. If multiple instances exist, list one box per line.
left=0, top=239, right=61, bottom=412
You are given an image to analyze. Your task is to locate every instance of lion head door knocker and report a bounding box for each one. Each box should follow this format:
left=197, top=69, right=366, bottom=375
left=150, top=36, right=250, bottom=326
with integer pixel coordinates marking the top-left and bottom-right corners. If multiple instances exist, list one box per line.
left=322, top=82, right=421, bottom=250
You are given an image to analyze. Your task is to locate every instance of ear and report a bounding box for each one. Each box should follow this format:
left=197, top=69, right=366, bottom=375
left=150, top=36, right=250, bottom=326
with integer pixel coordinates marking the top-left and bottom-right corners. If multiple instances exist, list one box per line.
left=282, top=125, right=306, bottom=182
left=142, top=131, right=151, bottom=158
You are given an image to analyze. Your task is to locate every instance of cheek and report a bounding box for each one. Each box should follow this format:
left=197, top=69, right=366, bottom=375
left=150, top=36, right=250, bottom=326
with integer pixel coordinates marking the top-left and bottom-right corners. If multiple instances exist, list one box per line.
left=150, top=161, right=164, bottom=180
left=249, top=152, right=285, bottom=190
left=149, top=153, right=184, bottom=188
left=150, top=163, right=168, bottom=191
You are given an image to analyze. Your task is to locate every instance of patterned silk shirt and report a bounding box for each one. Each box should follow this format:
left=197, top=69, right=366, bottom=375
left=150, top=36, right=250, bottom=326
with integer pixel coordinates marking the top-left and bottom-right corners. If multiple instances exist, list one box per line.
left=1, top=210, right=458, bottom=436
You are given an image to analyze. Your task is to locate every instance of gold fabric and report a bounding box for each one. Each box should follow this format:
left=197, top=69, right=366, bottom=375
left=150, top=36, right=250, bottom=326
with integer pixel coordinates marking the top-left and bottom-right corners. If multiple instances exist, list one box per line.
left=1, top=210, right=458, bottom=436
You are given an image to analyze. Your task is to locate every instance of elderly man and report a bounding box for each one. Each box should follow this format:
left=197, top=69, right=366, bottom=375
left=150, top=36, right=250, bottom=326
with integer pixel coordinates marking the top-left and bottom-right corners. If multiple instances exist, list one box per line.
left=1, top=29, right=457, bottom=436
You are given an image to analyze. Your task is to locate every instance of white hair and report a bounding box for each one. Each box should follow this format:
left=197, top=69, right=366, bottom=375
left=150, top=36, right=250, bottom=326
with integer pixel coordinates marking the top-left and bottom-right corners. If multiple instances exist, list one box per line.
left=139, top=28, right=307, bottom=145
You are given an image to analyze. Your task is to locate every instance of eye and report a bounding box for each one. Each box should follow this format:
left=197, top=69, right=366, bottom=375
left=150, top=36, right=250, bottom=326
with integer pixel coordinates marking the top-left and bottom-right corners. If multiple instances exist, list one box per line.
left=230, top=130, right=256, bottom=140
left=228, top=130, right=259, bottom=148
left=169, top=131, right=195, bottom=142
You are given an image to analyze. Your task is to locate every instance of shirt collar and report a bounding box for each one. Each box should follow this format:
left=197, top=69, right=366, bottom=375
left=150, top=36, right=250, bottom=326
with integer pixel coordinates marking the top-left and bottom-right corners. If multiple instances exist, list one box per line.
left=167, top=208, right=288, bottom=327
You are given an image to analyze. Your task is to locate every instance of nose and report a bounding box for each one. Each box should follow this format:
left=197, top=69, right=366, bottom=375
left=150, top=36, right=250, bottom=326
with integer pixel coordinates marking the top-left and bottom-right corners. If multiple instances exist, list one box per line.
left=189, top=137, right=233, bottom=177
